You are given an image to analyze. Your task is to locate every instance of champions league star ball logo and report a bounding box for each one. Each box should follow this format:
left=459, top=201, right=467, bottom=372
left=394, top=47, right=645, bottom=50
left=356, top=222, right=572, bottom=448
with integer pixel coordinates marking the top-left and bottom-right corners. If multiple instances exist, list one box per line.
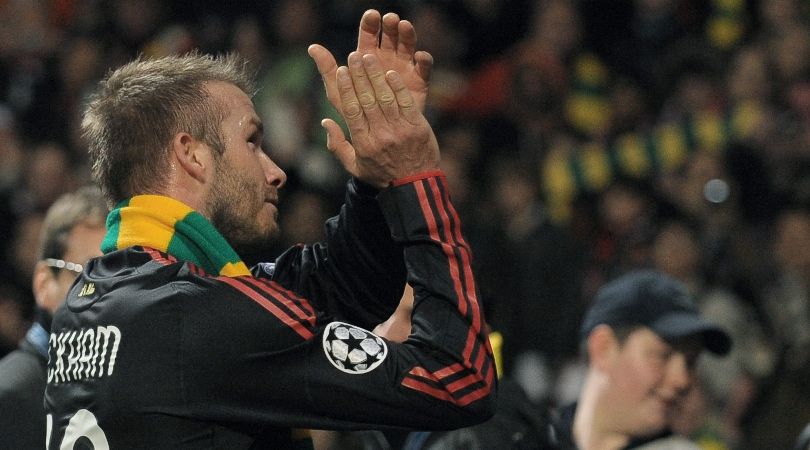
left=322, top=322, right=388, bottom=374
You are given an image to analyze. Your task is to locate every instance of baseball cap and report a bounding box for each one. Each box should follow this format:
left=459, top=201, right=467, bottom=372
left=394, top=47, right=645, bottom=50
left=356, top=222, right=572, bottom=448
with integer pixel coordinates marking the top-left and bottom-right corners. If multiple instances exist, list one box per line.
left=580, top=270, right=732, bottom=355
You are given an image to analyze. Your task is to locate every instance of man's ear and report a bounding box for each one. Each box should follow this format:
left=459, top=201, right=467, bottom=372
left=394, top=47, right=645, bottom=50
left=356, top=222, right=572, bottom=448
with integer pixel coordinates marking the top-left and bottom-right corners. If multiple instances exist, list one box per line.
left=171, top=132, right=212, bottom=184
left=32, top=261, right=55, bottom=313
left=588, top=325, right=618, bottom=372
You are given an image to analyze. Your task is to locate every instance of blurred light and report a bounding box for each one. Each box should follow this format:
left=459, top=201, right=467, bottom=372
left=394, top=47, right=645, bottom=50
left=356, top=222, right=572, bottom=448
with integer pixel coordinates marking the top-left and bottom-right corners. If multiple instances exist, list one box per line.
left=704, top=178, right=730, bottom=203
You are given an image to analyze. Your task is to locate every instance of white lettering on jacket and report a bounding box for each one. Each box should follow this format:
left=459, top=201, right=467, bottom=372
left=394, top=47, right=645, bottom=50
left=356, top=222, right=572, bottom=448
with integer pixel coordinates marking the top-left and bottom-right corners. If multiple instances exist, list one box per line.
left=47, top=326, right=121, bottom=383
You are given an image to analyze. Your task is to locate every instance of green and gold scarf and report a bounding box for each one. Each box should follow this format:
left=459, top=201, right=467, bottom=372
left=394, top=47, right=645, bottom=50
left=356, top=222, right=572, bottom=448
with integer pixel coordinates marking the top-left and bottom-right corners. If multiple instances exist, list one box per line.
left=102, top=195, right=313, bottom=447
left=101, top=195, right=251, bottom=277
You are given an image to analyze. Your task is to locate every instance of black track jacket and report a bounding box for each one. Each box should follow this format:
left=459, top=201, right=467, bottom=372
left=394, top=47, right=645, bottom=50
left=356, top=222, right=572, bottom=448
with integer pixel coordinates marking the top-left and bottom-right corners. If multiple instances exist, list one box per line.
left=44, top=173, right=496, bottom=449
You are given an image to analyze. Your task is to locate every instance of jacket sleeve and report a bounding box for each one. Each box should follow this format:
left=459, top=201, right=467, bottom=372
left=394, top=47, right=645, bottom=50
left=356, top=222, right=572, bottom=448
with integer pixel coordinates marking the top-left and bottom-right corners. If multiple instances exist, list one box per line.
left=183, top=171, right=496, bottom=430
left=257, top=177, right=407, bottom=330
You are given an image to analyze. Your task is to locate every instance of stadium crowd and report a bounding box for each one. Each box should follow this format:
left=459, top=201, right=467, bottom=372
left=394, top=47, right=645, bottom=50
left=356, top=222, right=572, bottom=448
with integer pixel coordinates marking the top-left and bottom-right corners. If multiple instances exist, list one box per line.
left=0, top=0, right=808, bottom=448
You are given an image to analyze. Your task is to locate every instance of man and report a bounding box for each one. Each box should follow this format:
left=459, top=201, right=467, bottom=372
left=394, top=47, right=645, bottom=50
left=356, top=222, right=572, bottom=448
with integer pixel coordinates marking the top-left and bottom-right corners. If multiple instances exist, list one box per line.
left=0, top=186, right=107, bottom=450
left=554, top=270, right=732, bottom=450
left=45, top=10, right=496, bottom=450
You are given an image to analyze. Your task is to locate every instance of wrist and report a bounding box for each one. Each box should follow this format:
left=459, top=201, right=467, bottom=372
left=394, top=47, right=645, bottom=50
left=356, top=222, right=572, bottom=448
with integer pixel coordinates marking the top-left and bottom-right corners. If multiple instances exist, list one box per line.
left=351, top=177, right=381, bottom=197
left=390, top=170, right=445, bottom=187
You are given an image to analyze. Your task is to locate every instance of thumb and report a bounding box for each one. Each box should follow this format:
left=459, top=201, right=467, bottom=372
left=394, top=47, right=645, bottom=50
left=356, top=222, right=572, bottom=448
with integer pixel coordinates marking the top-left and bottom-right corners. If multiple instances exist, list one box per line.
left=321, top=119, right=358, bottom=176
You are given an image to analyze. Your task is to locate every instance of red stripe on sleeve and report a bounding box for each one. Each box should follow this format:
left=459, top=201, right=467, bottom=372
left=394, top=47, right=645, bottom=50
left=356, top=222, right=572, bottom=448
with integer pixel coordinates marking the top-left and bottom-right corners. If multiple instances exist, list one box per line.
left=401, top=377, right=455, bottom=403
left=400, top=176, right=494, bottom=406
left=269, top=280, right=317, bottom=317
left=473, top=341, right=488, bottom=374
left=219, top=277, right=314, bottom=340
left=461, top=325, right=479, bottom=363
left=408, top=366, right=439, bottom=382
left=446, top=373, right=484, bottom=394
left=391, top=170, right=446, bottom=187
left=437, top=176, right=471, bottom=251
left=456, top=376, right=494, bottom=406
left=240, top=277, right=316, bottom=326
left=432, top=363, right=464, bottom=379
left=428, top=177, right=481, bottom=332
left=414, top=181, right=468, bottom=317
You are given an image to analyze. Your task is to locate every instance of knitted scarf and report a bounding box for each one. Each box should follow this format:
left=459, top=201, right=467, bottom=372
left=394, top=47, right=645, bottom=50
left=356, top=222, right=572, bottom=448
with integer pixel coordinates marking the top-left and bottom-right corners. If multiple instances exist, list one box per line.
left=101, top=195, right=313, bottom=447
left=101, top=195, right=251, bottom=277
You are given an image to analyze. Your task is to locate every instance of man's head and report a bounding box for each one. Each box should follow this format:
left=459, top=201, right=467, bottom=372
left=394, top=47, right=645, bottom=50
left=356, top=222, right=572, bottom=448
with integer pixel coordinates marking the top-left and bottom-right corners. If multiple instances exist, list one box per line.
left=83, top=52, right=255, bottom=205
left=83, top=53, right=286, bottom=254
left=579, top=270, right=731, bottom=439
left=33, top=186, right=108, bottom=315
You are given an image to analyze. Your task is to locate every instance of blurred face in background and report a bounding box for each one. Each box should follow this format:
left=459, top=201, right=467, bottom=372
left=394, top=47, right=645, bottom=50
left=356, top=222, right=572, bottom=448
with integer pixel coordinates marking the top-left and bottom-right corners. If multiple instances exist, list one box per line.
left=727, top=46, right=771, bottom=104
left=595, top=326, right=700, bottom=439
left=774, top=210, right=810, bottom=275
left=653, top=222, right=700, bottom=282
left=34, top=221, right=105, bottom=315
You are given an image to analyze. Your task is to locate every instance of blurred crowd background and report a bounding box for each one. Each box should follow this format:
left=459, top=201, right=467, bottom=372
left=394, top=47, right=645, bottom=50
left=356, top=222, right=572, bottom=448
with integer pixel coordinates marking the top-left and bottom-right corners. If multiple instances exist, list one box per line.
left=0, top=0, right=808, bottom=448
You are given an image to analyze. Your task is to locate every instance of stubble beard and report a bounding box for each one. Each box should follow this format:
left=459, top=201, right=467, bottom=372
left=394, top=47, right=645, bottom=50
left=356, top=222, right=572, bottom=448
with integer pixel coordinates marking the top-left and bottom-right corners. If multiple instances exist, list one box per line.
left=206, top=158, right=279, bottom=257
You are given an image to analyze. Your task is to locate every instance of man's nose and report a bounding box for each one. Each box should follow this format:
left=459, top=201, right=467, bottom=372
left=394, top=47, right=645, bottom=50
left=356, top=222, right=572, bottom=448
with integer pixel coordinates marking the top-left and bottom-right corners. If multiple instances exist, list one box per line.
left=261, top=153, right=286, bottom=188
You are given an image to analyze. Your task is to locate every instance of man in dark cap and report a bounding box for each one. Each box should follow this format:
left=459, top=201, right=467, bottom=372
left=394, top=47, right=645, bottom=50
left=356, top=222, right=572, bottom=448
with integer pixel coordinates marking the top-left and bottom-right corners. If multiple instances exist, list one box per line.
left=554, top=270, right=732, bottom=450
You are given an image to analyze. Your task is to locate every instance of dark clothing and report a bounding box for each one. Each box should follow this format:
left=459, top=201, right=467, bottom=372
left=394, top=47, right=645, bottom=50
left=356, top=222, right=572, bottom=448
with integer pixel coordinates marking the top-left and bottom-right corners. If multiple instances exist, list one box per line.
left=474, top=205, right=583, bottom=372
left=0, top=317, right=50, bottom=450
left=402, top=378, right=556, bottom=450
left=45, top=175, right=496, bottom=449
left=331, top=378, right=556, bottom=450
left=553, top=403, right=674, bottom=450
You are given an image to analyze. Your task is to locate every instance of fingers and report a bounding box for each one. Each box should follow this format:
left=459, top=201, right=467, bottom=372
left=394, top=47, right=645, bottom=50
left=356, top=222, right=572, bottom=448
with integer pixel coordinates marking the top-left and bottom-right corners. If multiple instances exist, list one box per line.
left=380, top=13, right=399, bottom=52
left=336, top=65, right=366, bottom=134
left=386, top=70, right=419, bottom=124
left=347, top=52, right=386, bottom=125
left=308, top=44, right=340, bottom=109
left=321, top=118, right=357, bottom=175
left=359, top=10, right=418, bottom=63
left=396, top=20, right=417, bottom=61
left=357, top=9, right=381, bottom=53
left=414, top=51, right=433, bottom=85
left=363, top=54, right=399, bottom=121
left=308, top=44, right=337, bottom=76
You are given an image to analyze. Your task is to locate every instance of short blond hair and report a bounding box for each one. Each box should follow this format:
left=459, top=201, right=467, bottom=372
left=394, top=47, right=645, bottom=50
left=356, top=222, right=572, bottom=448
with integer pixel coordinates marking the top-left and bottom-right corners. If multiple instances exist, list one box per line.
left=82, top=52, right=256, bottom=205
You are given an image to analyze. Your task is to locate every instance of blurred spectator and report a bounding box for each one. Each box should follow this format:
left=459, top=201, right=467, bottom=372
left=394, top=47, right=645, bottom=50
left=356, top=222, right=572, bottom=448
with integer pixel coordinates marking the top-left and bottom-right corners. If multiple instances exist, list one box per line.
left=0, top=284, right=28, bottom=360
left=657, top=150, right=761, bottom=289
left=653, top=219, right=773, bottom=449
left=3, top=213, right=43, bottom=322
left=57, top=35, right=106, bottom=153
left=0, top=186, right=106, bottom=450
left=746, top=206, right=810, bottom=449
left=409, top=2, right=471, bottom=117
left=726, top=45, right=773, bottom=106
left=109, top=0, right=167, bottom=55
left=553, top=270, right=732, bottom=450
left=474, top=157, right=583, bottom=403
left=0, top=105, right=22, bottom=191
left=580, top=177, right=658, bottom=299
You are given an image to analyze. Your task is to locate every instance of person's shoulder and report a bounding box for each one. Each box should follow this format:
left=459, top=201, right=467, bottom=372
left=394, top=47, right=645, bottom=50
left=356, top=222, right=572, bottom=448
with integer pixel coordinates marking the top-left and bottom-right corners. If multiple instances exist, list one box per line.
left=416, top=378, right=559, bottom=450
left=0, top=348, right=44, bottom=396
